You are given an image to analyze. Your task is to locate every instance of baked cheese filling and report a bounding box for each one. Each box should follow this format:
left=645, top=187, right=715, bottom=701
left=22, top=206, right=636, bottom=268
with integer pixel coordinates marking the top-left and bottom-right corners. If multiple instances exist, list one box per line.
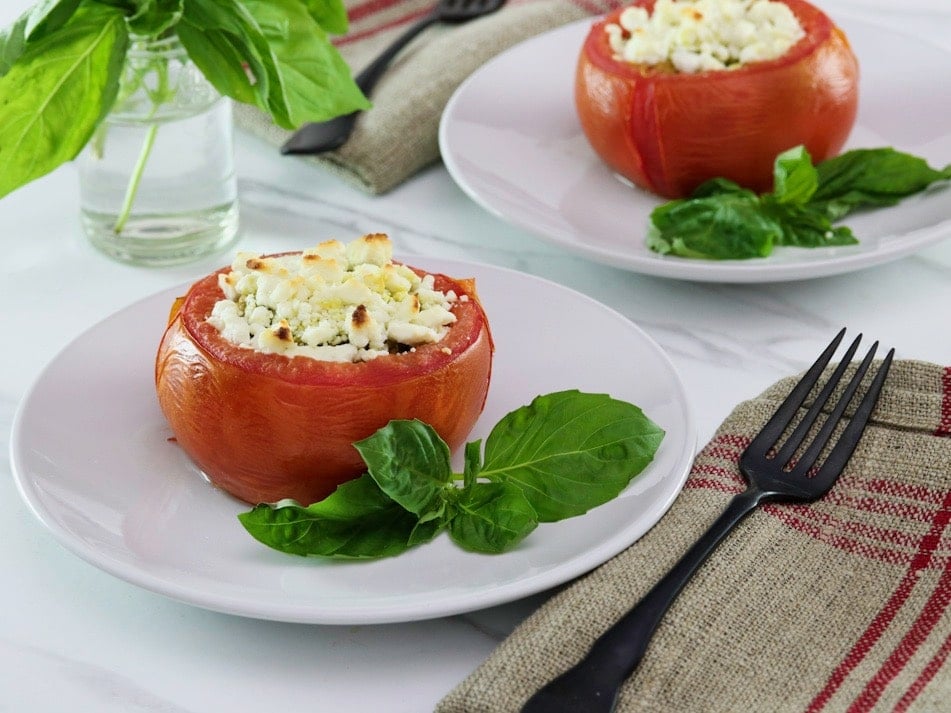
left=606, top=0, right=805, bottom=74
left=207, top=233, right=463, bottom=363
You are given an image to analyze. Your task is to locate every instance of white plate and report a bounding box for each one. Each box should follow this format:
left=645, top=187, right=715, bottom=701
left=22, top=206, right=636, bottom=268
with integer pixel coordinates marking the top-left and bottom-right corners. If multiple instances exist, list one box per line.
left=439, top=13, right=951, bottom=283
left=10, top=258, right=695, bottom=625
left=830, top=0, right=950, bottom=14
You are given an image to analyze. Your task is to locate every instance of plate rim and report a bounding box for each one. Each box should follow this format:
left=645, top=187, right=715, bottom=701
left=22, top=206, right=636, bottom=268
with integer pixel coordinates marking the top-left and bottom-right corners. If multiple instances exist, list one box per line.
left=10, top=256, right=697, bottom=624
left=438, top=12, right=951, bottom=284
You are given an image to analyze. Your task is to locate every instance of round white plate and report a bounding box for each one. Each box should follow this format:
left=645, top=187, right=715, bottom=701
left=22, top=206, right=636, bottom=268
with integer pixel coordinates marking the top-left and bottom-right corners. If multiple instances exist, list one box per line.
left=10, top=258, right=696, bottom=625
left=439, top=13, right=951, bottom=283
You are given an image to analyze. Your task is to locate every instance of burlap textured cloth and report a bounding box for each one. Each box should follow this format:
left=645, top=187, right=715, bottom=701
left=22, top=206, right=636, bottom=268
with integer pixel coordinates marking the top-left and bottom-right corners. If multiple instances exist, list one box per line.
left=234, top=0, right=622, bottom=194
left=437, top=360, right=951, bottom=712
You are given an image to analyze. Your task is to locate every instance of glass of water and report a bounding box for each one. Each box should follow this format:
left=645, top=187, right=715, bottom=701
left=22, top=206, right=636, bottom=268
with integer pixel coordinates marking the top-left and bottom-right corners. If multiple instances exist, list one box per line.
left=78, top=34, right=240, bottom=267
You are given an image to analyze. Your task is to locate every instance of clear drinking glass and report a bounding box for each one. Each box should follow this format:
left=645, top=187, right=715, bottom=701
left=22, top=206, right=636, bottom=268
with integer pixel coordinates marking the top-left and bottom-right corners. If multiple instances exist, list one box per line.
left=78, top=34, right=239, bottom=267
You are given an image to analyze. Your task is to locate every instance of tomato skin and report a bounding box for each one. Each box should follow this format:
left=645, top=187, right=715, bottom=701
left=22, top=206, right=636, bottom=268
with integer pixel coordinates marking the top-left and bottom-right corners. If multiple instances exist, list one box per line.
left=155, top=260, right=493, bottom=505
left=575, top=0, right=859, bottom=198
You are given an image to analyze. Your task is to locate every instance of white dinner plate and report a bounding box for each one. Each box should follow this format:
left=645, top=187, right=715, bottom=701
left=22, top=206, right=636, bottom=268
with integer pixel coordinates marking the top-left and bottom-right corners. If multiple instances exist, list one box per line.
left=10, top=258, right=696, bottom=625
left=439, top=13, right=951, bottom=283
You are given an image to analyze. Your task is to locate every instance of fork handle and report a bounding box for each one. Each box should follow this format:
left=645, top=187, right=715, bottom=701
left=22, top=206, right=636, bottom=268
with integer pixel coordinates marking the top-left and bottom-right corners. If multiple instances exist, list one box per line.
left=521, top=486, right=767, bottom=713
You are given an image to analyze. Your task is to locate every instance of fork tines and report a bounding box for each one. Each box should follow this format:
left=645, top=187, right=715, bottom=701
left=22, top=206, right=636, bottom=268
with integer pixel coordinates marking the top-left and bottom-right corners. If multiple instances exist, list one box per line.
left=745, top=328, right=894, bottom=484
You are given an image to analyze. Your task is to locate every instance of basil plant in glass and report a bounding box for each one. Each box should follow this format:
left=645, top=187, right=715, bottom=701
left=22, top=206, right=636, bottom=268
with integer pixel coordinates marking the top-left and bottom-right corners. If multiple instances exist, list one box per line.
left=0, top=0, right=369, bottom=266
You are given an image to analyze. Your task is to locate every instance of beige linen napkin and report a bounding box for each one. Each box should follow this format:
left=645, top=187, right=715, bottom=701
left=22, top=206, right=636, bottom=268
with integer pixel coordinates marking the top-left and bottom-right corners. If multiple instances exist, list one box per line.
left=234, top=0, right=623, bottom=194
left=437, top=360, right=951, bottom=712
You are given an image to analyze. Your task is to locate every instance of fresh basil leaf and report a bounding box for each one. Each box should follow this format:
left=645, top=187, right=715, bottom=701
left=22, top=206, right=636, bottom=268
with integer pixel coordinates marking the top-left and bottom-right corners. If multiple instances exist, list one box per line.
left=177, top=20, right=258, bottom=105
left=812, top=147, right=951, bottom=219
left=0, top=12, right=29, bottom=76
left=643, top=144, right=951, bottom=260
left=94, top=0, right=145, bottom=15
left=0, top=3, right=128, bottom=199
left=407, top=515, right=445, bottom=548
left=182, top=0, right=287, bottom=123
left=238, top=475, right=425, bottom=559
left=354, top=419, right=453, bottom=520
left=125, top=0, right=152, bottom=22
left=24, top=0, right=82, bottom=41
left=764, top=199, right=858, bottom=248
left=647, top=190, right=781, bottom=260
left=128, top=0, right=184, bottom=37
left=238, top=0, right=369, bottom=127
left=772, top=145, right=818, bottom=205
left=479, top=391, right=665, bottom=522
left=240, top=391, right=668, bottom=559
left=301, top=0, right=349, bottom=35
left=448, top=482, right=538, bottom=554
left=690, top=176, right=748, bottom=198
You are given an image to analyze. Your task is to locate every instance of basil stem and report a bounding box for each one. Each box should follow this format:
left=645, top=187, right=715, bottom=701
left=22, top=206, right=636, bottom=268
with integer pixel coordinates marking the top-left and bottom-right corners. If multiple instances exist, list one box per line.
left=112, top=122, right=157, bottom=234
left=111, top=46, right=172, bottom=234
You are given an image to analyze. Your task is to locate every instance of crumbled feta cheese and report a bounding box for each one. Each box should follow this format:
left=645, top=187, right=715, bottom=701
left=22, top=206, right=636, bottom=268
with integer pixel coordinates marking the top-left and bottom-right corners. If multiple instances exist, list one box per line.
left=606, top=0, right=805, bottom=74
left=207, top=233, right=459, bottom=362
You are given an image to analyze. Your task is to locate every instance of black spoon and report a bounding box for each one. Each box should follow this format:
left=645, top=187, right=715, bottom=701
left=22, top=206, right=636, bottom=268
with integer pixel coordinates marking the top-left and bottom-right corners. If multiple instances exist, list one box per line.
left=281, top=0, right=507, bottom=155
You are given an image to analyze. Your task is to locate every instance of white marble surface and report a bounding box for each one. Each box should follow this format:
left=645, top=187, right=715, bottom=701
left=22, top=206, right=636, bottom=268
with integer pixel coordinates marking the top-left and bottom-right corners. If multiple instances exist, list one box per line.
left=2, top=2, right=949, bottom=711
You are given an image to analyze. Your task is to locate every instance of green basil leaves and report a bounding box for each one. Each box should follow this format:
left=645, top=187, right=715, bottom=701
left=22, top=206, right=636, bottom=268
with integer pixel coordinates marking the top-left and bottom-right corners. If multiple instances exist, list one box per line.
left=478, top=390, right=665, bottom=521
left=0, top=4, right=128, bottom=199
left=0, top=0, right=369, bottom=199
left=647, top=145, right=951, bottom=261
left=812, top=148, right=951, bottom=219
left=239, top=391, right=666, bottom=559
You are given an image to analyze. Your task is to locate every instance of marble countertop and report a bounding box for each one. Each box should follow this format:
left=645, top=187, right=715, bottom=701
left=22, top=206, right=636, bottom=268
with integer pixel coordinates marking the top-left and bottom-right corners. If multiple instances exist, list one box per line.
left=2, top=1, right=949, bottom=711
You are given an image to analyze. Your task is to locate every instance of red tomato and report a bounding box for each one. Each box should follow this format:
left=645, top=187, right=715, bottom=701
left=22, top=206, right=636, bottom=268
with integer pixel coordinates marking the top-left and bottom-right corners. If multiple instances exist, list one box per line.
left=155, top=259, right=494, bottom=505
left=575, top=0, right=859, bottom=198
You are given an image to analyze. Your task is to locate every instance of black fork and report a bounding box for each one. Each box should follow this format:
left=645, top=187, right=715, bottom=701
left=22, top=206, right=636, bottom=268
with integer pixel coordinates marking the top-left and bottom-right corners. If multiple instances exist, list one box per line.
left=521, top=328, right=894, bottom=713
left=281, top=0, right=507, bottom=155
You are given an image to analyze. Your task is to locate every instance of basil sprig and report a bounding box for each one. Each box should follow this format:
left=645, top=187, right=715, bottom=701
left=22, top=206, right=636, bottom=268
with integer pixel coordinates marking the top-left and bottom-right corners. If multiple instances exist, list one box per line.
left=0, top=0, right=369, bottom=200
left=239, top=391, right=666, bottom=559
left=647, top=146, right=951, bottom=260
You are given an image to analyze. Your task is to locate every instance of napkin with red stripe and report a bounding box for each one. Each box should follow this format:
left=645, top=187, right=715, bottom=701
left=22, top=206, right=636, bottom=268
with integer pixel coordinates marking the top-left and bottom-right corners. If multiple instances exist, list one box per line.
left=234, top=0, right=622, bottom=194
left=437, top=360, right=951, bottom=712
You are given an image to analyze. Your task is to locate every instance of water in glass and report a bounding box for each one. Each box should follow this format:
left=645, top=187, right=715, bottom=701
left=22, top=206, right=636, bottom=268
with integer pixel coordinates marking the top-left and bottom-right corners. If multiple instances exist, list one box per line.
left=78, top=35, right=239, bottom=267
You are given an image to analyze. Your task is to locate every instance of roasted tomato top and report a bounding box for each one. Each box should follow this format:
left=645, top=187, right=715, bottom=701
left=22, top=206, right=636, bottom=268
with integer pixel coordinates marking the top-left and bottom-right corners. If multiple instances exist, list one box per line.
left=155, top=260, right=494, bottom=506
left=575, top=0, right=859, bottom=198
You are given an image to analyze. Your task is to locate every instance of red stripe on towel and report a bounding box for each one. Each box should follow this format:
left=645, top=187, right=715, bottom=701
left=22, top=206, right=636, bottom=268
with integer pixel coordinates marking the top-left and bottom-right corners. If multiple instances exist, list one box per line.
left=347, top=0, right=407, bottom=22
left=893, top=631, right=951, bottom=712
left=872, top=367, right=951, bottom=710
left=805, top=488, right=951, bottom=712
left=764, top=506, right=939, bottom=567
left=937, top=366, right=951, bottom=437
left=339, top=0, right=621, bottom=47
left=337, top=8, right=433, bottom=45
left=568, top=0, right=605, bottom=14
left=844, top=494, right=951, bottom=711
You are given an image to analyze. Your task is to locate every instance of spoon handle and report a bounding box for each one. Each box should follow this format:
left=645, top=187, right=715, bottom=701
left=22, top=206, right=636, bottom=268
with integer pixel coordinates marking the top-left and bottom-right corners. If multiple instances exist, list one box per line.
left=280, top=11, right=440, bottom=155
left=355, top=11, right=441, bottom=94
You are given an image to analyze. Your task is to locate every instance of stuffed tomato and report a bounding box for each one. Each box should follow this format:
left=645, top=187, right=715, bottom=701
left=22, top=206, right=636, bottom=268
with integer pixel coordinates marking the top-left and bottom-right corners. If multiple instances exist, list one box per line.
left=575, top=0, right=859, bottom=198
left=155, top=235, right=493, bottom=506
